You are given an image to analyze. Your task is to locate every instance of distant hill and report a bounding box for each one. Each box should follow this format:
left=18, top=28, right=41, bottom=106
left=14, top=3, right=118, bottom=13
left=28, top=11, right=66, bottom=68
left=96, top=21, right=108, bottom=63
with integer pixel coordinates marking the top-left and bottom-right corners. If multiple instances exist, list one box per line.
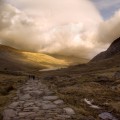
left=0, top=44, right=68, bottom=71
left=91, top=37, right=120, bottom=62
left=48, top=54, right=89, bottom=65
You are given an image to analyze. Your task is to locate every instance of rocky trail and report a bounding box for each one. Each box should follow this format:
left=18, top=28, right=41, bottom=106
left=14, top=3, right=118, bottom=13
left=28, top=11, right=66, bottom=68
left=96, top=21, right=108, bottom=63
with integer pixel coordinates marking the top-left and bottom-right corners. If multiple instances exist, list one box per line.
left=3, top=79, right=76, bottom=120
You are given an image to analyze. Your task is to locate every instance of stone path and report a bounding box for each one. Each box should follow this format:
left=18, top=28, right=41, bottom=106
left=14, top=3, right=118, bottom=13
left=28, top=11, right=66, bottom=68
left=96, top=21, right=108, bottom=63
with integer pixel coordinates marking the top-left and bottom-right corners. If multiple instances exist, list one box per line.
left=3, top=79, right=75, bottom=120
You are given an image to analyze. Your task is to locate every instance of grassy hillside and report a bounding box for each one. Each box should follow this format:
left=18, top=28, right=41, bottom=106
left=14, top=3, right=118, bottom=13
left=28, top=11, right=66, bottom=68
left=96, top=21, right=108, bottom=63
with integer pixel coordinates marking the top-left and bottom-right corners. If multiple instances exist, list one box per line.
left=35, top=47, right=120, bottom=119
left=37, top=61, right=120, bottom=119
left=48, top=54, right=89, bottom=65
left=0, top=44, right=89, bottom=119
left=0, top=44, right=68, bottom=71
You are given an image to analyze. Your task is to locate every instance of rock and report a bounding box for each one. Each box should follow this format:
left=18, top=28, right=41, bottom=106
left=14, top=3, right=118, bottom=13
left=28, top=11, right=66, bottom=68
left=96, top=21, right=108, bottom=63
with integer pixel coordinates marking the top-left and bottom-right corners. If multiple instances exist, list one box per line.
left=113, top=71, right=120, bottom=80
left=45, top=91, right=55, bottom=95
left=24, top=87, right=33, bottom=91
left=24, top=102, right=34, bottom=107
left=98, top=112, right=118, bottom=120
left=35, top=101, right=43, bottom=107
left=30, top=91, right=44, bottom=98
left=18, top=112, right=35, bottom=117
left=20, top=94, right=31, bottom=100
left=43, top=96, right=58, bottom=101
left=8, top=102, right=19, bottom=109
left=23, top=107, right=39, bottom=112
left=42, top=100, right=51, bottom=104
left=13, top=97, right=18, bottom=101
left=54, top=100, right=64, bottom=105
left=63, top=107, right=75, bottom=115
left=56, top=115, right=71, bottom=119
left=42, top=103, right=57, bottom=110
left=90, top=37, right=120, bottom=62
left=3, top=109, right=16, bottom=120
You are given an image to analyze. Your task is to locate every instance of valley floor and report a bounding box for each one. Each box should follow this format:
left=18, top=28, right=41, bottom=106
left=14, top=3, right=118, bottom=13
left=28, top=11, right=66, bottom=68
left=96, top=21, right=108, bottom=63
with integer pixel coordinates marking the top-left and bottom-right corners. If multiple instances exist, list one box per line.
left=0, top=64, right=120, bottom=120
left=37, top=66, right=120, bottom=120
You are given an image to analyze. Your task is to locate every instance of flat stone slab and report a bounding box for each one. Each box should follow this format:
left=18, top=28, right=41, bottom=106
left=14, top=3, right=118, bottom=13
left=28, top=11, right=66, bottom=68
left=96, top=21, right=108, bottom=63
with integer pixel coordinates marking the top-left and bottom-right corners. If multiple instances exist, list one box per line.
left=54, top=100, right=64, bottom=105
left=43, top=96, right=58, bottom=101
left=18, top=112, right=36, bottom=117
left=45, top=91, right=55, bottom=95
left=98, top=112, right=118, bottom=120
left=24, top=102, right=34, bottom=107
left=20, top=94, right=31, bottom=100
left=3, top=109, right=17, bottom=120
left=24, top=87, right=33, bottom=91
left=8, top=102, right=19, bottom=108
left=63, top=107, right=75, bottom=115
left=30, top=91, right=44, bottom=98
left=23, top=106, right=39, bottom=111
left=42, top=103, right=57, bottom=110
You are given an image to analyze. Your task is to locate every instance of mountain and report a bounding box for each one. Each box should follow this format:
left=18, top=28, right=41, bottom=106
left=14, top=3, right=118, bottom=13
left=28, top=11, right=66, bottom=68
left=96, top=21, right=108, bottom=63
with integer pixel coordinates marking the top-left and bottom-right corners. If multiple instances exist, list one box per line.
left=48, top=54, right=89, bottom=65
left=34, top=38, right=120, bottom=119
left=0, top=44, right=68, bottom=71
left=91, top=37, right=120, bottom=62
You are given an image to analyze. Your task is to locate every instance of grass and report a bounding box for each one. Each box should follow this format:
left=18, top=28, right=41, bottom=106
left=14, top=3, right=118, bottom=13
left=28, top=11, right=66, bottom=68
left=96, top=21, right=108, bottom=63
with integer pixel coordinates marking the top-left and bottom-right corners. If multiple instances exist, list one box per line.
left=0, top=44, right=70, bottom=72
left=0, top=73, right=27, bottom=120
left=21, top=52, right=69, bottom=68
left=38, top=65, right=120, bottom=119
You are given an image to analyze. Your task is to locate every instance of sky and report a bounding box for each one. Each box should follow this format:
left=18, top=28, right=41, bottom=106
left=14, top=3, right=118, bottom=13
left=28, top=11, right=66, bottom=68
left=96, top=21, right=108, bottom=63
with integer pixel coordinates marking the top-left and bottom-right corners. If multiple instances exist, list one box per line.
left=92, top=0, right=120, bottom=19
left=0, top=0, right=120, bottom=58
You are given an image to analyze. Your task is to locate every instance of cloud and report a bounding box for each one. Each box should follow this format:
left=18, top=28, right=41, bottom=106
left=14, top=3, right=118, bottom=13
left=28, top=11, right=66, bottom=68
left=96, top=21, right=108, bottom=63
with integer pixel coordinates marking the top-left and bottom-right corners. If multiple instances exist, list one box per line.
left=6, top=0, right=103, bottom=30
left=94, top=10, right=120, bottom=45
left=0, top=0, right=103, bottom=58
left=0, top=0, right=120, bottom=59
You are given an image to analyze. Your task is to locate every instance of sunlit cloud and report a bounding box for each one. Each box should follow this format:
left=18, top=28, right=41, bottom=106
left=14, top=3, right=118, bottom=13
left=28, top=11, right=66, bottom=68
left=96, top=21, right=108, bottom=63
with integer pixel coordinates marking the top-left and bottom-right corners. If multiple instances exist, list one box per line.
left=0, top=0, right=120, bottom=58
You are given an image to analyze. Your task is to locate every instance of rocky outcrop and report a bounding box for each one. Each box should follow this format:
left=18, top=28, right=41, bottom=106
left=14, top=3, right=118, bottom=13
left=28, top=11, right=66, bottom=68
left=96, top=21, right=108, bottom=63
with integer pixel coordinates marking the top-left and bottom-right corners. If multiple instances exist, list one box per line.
left=91, top=37, right=120, bottom=62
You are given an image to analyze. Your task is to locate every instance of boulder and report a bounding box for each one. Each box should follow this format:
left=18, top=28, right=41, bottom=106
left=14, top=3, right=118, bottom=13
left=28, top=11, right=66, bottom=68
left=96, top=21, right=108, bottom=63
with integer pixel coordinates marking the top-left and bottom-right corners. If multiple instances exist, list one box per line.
left=98, top=112, right=118, bottom=120
left=113, top=71, right=120, bottom=80
left=63, top=107, right=75, bottom=115
left=43, top=96, right=58, bottom=101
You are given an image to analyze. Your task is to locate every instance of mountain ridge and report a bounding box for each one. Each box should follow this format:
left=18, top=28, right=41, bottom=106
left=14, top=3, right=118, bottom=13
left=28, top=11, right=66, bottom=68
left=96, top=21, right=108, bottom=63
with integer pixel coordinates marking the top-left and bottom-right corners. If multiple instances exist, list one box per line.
left=91, top=37, right=120, bottom=62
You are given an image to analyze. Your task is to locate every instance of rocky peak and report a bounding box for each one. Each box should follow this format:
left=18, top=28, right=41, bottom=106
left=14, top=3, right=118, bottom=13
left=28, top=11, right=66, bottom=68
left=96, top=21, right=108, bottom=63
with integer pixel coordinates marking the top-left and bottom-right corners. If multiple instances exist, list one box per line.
left=91, top=37, right=120, bottom=62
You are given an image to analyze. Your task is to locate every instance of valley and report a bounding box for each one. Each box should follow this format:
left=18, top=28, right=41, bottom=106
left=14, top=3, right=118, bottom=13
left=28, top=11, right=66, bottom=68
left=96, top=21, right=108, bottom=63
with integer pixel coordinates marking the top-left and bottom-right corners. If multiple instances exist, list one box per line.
left=0, top=37, right=120, bottom=120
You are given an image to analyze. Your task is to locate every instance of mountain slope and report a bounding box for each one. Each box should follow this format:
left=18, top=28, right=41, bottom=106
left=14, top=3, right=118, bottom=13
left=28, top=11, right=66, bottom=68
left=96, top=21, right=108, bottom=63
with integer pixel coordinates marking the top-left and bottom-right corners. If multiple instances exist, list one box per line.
left=35, top=37, right=120, bottom=119
left=48, top=54, right=89, bottom=65
left=0, top=44, right=68, bottom=71
left=91, top=37, right=120, bottom=62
